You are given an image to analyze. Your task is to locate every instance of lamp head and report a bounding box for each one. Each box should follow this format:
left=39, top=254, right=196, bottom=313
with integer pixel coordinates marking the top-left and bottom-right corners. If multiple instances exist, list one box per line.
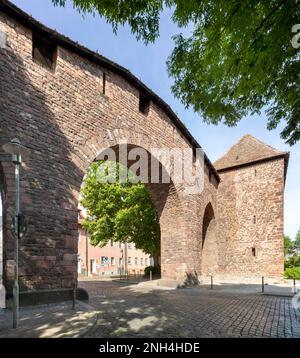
left=2, top=138, right=30, bottom=164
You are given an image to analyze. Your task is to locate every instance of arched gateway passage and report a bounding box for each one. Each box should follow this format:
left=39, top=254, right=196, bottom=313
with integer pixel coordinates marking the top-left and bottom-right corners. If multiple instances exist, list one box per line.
left=77, top=143, right=180, bottom=278
left=77, top=139, right=186, bottom=283
left=0, top=2, right=220, bottom=300
left=201, top=203, right=218, bottom=276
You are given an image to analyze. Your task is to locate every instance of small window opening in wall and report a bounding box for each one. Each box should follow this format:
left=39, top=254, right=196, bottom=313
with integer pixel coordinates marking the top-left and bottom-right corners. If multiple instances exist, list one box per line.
left=139, top=92, right=150, bottom=115
left=192, top=147, right=197, bottom=163
left=252, top=247, right=256, bottom=257
left=102, top=72, right=106, bottom=95
left=253, top=215, right=256, bottom=224
left=254, top=169, right=257, bottom=176
left=32, top=33, right=57, bottom=70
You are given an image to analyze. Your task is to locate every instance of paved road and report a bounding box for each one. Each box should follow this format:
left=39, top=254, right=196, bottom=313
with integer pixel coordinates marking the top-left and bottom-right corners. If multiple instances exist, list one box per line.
left=79, top=280, right=300, bottom=338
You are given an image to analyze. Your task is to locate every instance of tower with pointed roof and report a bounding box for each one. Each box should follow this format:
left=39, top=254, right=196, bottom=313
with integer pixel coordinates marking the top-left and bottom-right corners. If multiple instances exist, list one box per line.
left=213, top=135, right=289, bottom=280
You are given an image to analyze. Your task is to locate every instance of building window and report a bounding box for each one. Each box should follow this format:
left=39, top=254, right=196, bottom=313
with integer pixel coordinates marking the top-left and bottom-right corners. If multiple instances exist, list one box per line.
left=252, top=247, right=256, bottom=257
left=119, top=242, right=122, bottom=248
left=101, top=256, right=109, bottom=266
left=110, top=240, right=114, bottom=247
left=135, top=257, right=138, bottom=266
left=90, top=259, right=96, bottom=274
left=139, top=92, right=150, bottom=115
left=102, top=72, right=106, bottom=95
left=254, top=169, right=257, bottom=176
left=140, top=258, right=143, bottom=266
left=119, top=257, right=123, bottom=266
left=128, top=257, right=132, bottom=265
left=145, top=258, right=148, bottom=266
left=111, top=257, right=115, bottom=266
left=253, top=215, right=256, bottom=224
left=32, top=33, right=57, bottom=70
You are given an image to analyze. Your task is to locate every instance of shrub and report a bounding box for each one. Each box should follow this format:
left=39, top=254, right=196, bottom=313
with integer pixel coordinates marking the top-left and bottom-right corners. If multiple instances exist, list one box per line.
left=285, top=254, right=300, bottom=269
left=144, top=265, right=161, bottom=276
left=284, top=267, right=300, bottom=280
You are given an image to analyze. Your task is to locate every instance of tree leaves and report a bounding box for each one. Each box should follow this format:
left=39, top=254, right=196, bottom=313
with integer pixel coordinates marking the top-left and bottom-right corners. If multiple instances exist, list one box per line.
left=80, top=161, right=160, bottom=257
left=168, top=1, right=300, bottom=145
left=52, top=0, right=164, bottom=43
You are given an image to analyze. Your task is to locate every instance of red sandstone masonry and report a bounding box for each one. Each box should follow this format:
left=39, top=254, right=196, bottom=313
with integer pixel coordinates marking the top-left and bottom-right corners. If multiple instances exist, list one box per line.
left=217, top=159, right=285, bottom=278
left=0, top=6, right=218, bottom=290
left=0, top=3, right=287, bottom=293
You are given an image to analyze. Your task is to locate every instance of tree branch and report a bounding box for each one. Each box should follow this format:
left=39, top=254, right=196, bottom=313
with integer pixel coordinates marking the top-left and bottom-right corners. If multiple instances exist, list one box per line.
left=252, top=0, right=286, bottom=38
left=218, top=2, right=242, bottom=38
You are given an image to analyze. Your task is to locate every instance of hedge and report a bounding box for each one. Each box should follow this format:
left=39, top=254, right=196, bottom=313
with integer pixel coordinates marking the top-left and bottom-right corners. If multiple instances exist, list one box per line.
left=284, top=267, right=300, bottom=279
left=144, top=265, right=161, bottom=276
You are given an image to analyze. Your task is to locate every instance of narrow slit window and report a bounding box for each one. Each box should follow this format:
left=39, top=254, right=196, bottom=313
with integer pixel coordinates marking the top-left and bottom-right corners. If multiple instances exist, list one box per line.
left=192, top=148, right=197, bottom=163
left=253, top=215, right=256, bottom=224
left=102, top=72, right=106, bottom=95
left=252, top=247, right=256, bottom=257
left=32, top=33, right=57, bottom=70
left=139, top=92, right=150, bottom=115
left=254, top=169, right=257, bottom=176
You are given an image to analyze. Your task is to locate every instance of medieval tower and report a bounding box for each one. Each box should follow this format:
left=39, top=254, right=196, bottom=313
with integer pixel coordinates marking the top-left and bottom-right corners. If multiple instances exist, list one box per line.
left=214, top=135, right=289, bottom=280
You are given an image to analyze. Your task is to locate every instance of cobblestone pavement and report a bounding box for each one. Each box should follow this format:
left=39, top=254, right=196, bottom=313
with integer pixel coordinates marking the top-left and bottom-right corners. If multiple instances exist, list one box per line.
left=79, top=280, right=300, bottom=338
left=0, top=301, right=97, bottom=338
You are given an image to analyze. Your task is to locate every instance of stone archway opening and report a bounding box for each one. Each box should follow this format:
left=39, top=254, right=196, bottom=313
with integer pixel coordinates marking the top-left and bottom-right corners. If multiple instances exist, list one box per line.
left=201, top=202, right=218, bottom=276
left=76, top=143, right=183, bottom=282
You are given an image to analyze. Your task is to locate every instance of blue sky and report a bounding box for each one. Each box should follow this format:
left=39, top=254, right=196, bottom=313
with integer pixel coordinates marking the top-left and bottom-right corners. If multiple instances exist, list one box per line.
left=11, top=0, right=300, bottom=239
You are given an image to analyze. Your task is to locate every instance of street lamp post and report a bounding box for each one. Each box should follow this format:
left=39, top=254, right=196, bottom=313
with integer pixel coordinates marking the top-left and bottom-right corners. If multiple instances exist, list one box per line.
left=2, top=138, right=30, bottom=328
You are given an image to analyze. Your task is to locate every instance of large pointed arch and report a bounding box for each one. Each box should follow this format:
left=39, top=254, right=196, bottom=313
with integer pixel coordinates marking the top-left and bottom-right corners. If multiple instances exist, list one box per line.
left=76, top=133, right=188, bottom=282
left=201, top=202, right=218, bottom=276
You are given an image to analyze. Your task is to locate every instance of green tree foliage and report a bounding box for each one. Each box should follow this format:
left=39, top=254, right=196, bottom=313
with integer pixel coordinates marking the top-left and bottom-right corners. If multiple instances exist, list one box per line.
left=53, top=1, right=300, bottom=144
left=285, top=254, right=300, bottom=268
left=284, top=228, right=300, bottom=269
left=294, top=227, right=300, bottom=251
left=284, top=235, right=293, bottom=257
left=52, top=0, right=164, bottom=43
left=144, top=265, right=161, bottom=276
left=168, top=1, right=300, bottom=146
left=80, top=161, right=160, bottom=261
left=284, top=266, right=300, bottom=279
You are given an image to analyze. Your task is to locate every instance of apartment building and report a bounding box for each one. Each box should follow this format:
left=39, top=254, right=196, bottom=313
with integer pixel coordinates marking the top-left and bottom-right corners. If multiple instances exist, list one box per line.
left=78, top=211, right=152, bottom=277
